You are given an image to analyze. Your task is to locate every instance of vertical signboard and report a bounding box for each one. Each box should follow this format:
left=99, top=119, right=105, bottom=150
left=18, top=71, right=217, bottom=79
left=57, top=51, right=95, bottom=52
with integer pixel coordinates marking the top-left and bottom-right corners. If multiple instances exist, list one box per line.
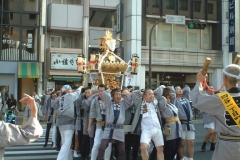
left=116, top=3, right=123, bottom=33
left=229, top=0, right=235, bottom=52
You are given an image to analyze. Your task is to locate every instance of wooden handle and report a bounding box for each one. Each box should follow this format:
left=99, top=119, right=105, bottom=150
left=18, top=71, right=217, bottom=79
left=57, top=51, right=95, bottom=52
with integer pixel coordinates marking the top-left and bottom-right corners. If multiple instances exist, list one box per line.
left=233, top=55, right=240, bottom=64
left=202, top=57, right=211, bottom=76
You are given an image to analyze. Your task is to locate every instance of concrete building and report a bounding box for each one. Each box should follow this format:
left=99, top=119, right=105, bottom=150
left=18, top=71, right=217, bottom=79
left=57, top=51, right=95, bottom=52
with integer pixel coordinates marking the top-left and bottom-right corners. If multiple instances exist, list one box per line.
left=0, top=0, right=43, bottom=109
left=141, top=0, right=223, bottom=90
left=1, top=0, right=235, bottom=106
left=44, top=0, right=123, bottom=91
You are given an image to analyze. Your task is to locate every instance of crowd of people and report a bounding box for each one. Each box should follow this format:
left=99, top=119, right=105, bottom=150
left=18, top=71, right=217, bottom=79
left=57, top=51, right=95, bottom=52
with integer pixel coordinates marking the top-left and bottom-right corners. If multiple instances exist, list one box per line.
left=1, top=64, right=240, bottom=160
left=39, top=81, right=210, bottom=160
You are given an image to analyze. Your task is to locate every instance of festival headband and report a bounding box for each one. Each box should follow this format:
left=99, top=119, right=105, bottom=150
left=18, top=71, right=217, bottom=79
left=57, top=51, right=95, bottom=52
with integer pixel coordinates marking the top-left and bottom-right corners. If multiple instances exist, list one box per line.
left=223, top=69, right=240, bottom=80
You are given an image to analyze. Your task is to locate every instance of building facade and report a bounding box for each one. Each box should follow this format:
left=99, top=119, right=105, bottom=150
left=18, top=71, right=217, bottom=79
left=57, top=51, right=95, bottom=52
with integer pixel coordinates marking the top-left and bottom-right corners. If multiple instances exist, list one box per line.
left=45, top=0, right=227, bottom=89
left=1, top=0, right=235, bottom=103
left=44, top=0, right=123, bottom=91
left=0, top=0, right=43, bottom=109
left=140, top=0, right=223, bottom=89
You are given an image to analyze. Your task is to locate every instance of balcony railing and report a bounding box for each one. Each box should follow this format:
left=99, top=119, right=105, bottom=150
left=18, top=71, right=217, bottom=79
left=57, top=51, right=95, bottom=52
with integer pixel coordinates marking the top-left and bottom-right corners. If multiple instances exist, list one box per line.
left=1, top=48, right=37, bottom=61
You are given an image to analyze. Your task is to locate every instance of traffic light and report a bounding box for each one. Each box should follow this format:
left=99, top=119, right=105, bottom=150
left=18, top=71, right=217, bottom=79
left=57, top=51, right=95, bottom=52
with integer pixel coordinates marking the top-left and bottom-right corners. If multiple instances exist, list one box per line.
left=188, top=21, right=206, bottom=30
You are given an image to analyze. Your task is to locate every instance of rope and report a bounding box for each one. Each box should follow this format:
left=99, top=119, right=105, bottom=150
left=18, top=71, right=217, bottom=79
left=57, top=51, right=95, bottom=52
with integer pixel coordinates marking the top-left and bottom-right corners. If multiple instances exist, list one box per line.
left=202, top=80, right=225, bottom=93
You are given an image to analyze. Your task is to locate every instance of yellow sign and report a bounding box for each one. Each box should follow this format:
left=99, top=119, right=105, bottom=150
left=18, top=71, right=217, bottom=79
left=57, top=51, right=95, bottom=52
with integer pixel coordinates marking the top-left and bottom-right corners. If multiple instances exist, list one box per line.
left=218, top=92, right=240, bottom=128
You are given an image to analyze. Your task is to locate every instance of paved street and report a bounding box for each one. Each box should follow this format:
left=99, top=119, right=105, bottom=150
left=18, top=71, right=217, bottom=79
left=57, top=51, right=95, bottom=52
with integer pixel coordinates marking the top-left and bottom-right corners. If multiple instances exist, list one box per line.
left=2, top=111, right=213, bottom=160
left=2, top=114, right=214, bottom=160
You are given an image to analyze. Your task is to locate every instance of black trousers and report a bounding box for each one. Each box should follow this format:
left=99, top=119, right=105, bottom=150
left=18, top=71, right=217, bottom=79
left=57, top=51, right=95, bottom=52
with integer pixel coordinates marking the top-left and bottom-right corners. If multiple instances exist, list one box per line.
left=125, top=133, right=140, bottom=160
left=56, top=126, right=61, bottom=150
left=78, top=120, right=84, bottom=154
left=71, top=132, right=75, bottom=150
left=44, top=123, right=52, bottom=145
left=82, top=134, right=90, bottom=158
left=164, top=138, right=181, bottom=160
left=98, top=139, right=125, bottom=160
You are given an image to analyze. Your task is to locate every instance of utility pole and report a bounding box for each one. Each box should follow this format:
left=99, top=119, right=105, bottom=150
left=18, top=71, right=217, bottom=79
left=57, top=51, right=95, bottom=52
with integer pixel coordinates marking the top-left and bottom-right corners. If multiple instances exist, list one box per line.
left=83, top=0, right=89, bottom=86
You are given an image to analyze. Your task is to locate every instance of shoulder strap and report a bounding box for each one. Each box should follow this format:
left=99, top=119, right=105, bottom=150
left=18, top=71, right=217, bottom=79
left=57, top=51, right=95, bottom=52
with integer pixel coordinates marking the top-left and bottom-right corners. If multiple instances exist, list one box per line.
left=218, top=91, right=240, bottom=128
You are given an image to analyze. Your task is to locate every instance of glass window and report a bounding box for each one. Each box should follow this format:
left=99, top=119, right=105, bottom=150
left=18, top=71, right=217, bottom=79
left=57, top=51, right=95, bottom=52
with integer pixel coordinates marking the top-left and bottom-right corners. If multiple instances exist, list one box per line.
left=22, top=13, right=39, bottom=26
left=152, top=0, right=160, bottom=8
left=1, top=26, right=20, bottom=60
left=29, top=14, right=37, bottom=20
left=3, top=0, right=21, bottom=12
left=51, top=36, right=61, bottom=48
left=146, top=21, right=212, bottom=50
left=208, top=0, right=217, bottom=21
left=157, top=23, right=172, bottom=47
left=193, top=1, right=201, bottom=12
left=89, top=10, right=112, bottom=28
left=20, top=27, right=39, bottom=61
left=56, top=0, right=81, bottom=4
left=61, top=36, right=72, bottom=48
left=202, top=26, right=211, bottom=49
left=2, top=12, right=21, bottom=25
left=179, top=0, right=188, bottom=11
left=0, top=0, right=2, bottom=11
left=173, top=24, right=186, bottom=48
left=188, top=29, right=200, bottom=49
left=208, top=3, right=213, bottom=14
left=193, top=0, right=205, bottom=19
left=23, top=0, right=39, bottom=12
left=146, top=21, right=157, bottom=46
left=166, top=0, right=176, bottom=10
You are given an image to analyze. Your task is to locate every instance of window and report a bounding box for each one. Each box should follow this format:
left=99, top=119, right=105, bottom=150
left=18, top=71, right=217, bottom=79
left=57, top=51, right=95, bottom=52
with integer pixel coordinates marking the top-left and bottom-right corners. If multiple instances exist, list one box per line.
left=157, top=23, right=172, bottom=47
left=10, top=13, right=13, bottom=20
left=51, top=36, right=61, bottom=48
left=208, top=3, right=213, bottom=14
left=50, top=36, right=73, bottom=48
left=23, top=0, right=39, bottom=12
left=3, top=0, right=21, bottom=12
left=0, top=0, right=40, bottom=61
left=179, top=0, right=188, bottom=11
left=2, top=12, right=20, bottom=24
left=51, top=0, right=81, bottom=4
left=61, top=37, right=72, bottom=48
left=90, top=10, right=113, bottom=28
left=146, top=21, right=212, bottom=50
left=29, top=14, right=36, bottom=20
left=193, top=1, right=201, bottom=12
left=188, top=33, right=198, bottom=44
left=188, top=30, right=200, bottom=49
left=152, top=0, right=160, bottom=8
left=166, top=0, right=176, bottom=10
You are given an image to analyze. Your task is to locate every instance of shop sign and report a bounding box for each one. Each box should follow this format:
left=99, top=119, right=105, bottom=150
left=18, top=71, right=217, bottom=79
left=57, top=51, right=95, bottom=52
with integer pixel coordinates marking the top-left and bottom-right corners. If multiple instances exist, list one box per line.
left=50, top=53, right=78, bottom=70
left=229, top=0, right=235, bottom=52
left=116, top=3, right=123, bottom=33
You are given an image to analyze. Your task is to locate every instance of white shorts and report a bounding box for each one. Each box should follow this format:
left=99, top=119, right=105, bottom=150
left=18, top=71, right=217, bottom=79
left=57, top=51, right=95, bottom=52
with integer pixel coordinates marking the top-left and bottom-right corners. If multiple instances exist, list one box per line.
left=204, top=122, right=214, bottom=129
left=181, top=130, right=195, bottom=140
left=140, top=128, right=164, bottom=147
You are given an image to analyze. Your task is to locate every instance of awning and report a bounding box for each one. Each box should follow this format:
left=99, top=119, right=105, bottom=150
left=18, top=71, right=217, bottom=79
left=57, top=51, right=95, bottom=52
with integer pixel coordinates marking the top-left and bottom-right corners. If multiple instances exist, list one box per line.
left=18, top=62, right=40, bottom=78
left=53, top=76, right=82, bottom=82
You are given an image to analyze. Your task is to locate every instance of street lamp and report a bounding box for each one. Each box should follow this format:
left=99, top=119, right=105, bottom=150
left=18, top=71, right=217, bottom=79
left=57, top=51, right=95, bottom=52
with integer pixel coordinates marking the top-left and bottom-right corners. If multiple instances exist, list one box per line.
left=148, top=18, right=165, bottom=88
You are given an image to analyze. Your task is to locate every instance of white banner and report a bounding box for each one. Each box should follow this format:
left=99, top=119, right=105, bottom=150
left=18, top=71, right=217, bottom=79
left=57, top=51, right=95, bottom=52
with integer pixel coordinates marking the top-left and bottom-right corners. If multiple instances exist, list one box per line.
left=125, top=74, right=135, bottom=87
left=46, top=82, right=55, bottom=93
